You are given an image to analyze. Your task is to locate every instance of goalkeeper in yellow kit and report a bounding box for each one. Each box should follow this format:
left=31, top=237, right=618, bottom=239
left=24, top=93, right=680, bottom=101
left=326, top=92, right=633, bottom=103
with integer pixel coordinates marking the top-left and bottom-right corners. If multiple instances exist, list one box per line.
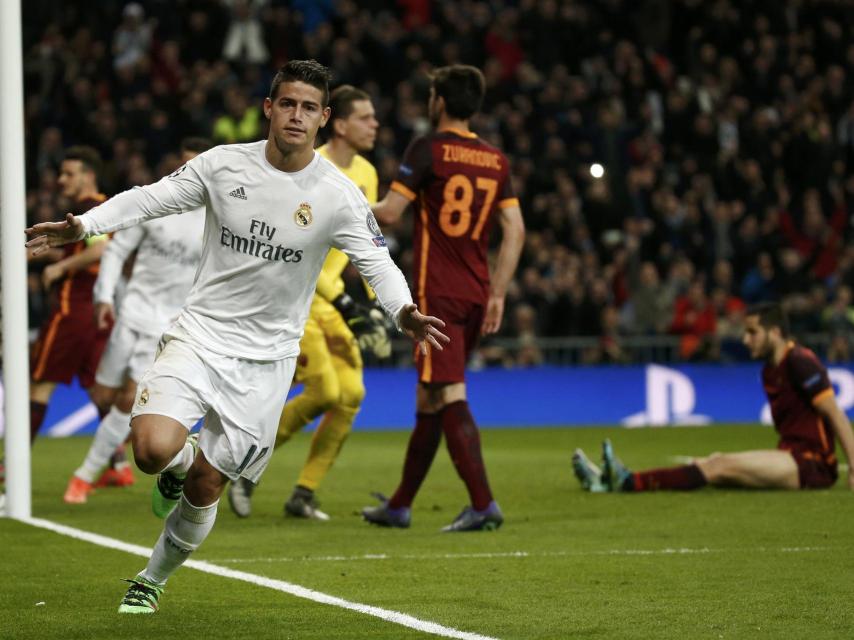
left=227, top=85, right=390, bottom=519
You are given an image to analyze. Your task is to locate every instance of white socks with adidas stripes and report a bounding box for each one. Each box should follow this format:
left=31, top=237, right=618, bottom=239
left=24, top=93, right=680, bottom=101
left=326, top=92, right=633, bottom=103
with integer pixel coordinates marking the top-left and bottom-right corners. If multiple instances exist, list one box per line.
left=75, top=407, right=131, bottom=483
left=141, top=495, right=218, bottom=585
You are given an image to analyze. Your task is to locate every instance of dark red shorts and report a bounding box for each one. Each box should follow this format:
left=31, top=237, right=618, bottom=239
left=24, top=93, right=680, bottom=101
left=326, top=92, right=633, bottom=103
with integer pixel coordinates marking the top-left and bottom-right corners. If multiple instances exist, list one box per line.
left=31, top=306, right=110, bottom=388
left=784, top=447, right=838, bottom=489
left=415, top=296, right=484, bottom=384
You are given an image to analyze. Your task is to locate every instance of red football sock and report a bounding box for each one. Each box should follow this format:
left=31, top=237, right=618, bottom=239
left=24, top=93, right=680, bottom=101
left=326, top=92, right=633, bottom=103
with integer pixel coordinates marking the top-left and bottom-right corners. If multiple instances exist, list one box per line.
left=441, top=400, right=493, bottom=511
left=632, top=464, right=707, bottom=491
left=30, top=401, right=48, bottom=443
left=388, top=412, right=443, bottom=509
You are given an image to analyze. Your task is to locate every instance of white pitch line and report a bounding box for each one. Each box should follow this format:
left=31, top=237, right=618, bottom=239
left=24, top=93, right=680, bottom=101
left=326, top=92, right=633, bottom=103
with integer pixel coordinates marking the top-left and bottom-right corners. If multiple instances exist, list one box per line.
left=21, top=516, right=499, bottom=640
left=214, top=545, right=833, bottom=565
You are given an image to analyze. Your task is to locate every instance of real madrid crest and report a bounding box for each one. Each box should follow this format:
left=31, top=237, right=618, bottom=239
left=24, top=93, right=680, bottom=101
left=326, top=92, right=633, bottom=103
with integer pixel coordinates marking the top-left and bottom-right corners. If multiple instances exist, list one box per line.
left=138, top=388, right=150, bottom=406
left=294, top=202, right=313, bottom=227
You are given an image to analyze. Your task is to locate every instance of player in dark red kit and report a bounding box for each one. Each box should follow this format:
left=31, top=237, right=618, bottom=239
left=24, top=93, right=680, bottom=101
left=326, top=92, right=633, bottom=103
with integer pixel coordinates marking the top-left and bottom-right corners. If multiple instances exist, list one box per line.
left=29, top=146, right=113, bottom=443
left=364, top=65, right=525, bottom=531
left=574, top=303, right=854, bottom=492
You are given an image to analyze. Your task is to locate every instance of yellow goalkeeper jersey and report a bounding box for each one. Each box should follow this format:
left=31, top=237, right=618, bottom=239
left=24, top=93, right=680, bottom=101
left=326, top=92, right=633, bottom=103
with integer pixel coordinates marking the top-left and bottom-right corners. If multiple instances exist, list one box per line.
left=315, top=144, right=379, bottom=301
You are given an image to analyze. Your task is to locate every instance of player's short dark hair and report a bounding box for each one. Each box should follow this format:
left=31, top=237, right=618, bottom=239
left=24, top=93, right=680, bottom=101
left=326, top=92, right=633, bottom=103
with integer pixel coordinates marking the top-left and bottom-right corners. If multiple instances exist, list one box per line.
left=747, top=303, right=790, bottom=336
left=63, top=146, right=102, bottom=179
left=328, top=85, right=371, bottom=129
left=269, top=59, right=331, bottom=106
left=181, top=137, right=213, bottom=154
left=430, top=65, right=485, bottom=120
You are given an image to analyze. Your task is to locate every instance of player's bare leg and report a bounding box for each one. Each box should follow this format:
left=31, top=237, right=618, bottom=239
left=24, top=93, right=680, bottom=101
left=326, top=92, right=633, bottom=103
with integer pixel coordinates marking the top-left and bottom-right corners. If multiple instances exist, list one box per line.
left=119, top=451, right=227, bottom=614
left=130, top=414, right=190, bottom=475
left=416, top=381, right=465, bottom=413
left=695, top=450, right=799, bottom=489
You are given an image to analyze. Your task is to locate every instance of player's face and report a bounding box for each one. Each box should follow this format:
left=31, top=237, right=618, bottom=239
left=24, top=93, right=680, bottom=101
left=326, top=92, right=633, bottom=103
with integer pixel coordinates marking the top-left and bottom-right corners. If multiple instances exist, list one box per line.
left=264, top=81, right=330, bottom=154
left=742, top=315, right=773, bottom=360
left=340, top=99, right=378, bottom=152
left=57, top=160, right=89, bottom=200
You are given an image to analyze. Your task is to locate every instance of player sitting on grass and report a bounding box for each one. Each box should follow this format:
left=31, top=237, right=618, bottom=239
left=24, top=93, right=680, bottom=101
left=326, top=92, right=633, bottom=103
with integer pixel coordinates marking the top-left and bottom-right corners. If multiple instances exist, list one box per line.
left=574, top=303, right=854, bottom=492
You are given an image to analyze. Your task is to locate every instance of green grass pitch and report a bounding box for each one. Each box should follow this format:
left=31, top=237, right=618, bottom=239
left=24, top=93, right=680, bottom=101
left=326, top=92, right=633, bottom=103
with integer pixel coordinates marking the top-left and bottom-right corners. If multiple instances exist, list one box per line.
left=2, top=425, right=853, bottom=639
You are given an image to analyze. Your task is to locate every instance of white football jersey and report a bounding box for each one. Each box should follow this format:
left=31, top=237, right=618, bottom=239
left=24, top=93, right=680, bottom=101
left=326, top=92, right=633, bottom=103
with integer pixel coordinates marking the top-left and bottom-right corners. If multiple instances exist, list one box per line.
left=93, top=207, right=205, bottom=336
left=79, top=141, right=412, bottom=360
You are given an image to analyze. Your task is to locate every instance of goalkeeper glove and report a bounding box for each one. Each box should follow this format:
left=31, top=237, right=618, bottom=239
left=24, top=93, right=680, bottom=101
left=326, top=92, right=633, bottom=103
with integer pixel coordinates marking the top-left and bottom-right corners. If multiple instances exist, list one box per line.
left=358, top=308, right=392, bottom=359
left=331, top=293, right=392, bottom=359
left=332, top=293, right=375, bottom=337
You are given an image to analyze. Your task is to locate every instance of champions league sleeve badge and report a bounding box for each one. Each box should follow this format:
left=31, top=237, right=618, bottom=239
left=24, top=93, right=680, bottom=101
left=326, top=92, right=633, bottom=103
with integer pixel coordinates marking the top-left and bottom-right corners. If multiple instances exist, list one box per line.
left=294, top=202, right=313, bottom=227
left=366, top=210, right=387, bottom=247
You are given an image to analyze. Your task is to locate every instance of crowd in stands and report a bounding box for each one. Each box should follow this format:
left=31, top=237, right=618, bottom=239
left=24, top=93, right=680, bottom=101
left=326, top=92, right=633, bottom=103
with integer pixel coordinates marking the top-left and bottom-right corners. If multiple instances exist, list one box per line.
left=21, top=0, right=854, bottom=365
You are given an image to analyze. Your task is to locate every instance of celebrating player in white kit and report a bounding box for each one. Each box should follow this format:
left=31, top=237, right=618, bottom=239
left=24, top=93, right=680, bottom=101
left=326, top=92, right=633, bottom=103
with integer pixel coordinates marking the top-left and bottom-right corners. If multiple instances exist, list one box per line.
left=27, top=60, right=448, bottom=614
left=63, top=138, right=212, bottom=504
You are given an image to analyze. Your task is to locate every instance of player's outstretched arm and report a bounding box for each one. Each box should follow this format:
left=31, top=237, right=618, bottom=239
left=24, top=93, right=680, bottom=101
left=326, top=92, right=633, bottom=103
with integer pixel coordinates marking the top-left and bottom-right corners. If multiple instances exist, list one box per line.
left=815, top=394, right=854, bottom=490
left=399, top=303, right=449, bottom=355
left=482, top=204, right=525, bottom=335
left=26, top=213, right=86, bottom=256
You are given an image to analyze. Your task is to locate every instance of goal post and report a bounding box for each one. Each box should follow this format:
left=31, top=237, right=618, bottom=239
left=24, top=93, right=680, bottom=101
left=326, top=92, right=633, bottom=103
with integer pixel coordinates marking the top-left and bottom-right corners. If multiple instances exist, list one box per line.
left=1, top=0, right=32, bottom=520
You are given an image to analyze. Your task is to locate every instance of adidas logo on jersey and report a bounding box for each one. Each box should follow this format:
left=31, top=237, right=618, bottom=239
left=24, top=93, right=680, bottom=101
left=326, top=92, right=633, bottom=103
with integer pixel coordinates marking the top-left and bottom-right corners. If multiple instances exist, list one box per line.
left=228, top=186, right=247, bottom=200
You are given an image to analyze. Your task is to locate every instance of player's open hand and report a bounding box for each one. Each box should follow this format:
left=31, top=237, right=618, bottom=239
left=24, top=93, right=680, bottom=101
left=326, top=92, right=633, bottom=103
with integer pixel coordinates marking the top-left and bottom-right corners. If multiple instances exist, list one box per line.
left=25, top=213, right=86, bottom=256
left=398, top=303, right=449, bottom=355
left=481, top=294, right=505, bottom=335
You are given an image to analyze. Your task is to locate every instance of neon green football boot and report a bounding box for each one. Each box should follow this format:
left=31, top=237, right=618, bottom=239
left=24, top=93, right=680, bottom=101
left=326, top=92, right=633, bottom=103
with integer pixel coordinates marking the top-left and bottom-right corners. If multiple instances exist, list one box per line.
left=117, top=575, right=164, bottom=614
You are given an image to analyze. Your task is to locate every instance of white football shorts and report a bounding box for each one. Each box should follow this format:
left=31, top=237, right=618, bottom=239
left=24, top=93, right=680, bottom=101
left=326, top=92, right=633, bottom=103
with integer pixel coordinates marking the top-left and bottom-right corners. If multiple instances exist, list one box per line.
left=131, top=330, right=296, bottom=483
left=95, top=318, right=161, bottom=388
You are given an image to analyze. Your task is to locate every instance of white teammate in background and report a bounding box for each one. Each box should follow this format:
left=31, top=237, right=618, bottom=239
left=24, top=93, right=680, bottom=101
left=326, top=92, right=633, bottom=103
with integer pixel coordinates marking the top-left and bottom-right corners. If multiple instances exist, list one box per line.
left=63, top=138, right=213, bottom=504
left=27, top=59, right=448, bottom=614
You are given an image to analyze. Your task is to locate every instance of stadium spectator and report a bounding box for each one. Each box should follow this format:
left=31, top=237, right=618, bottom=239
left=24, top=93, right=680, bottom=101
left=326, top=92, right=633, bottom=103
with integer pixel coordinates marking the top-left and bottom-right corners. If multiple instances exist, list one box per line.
left=222, top=0, right=270, bottom=66
left=19, top=0, right=854, bottom=364
left=112, top=3, right=153, bottom=71
left=212, top=86, right=262, bottom=144
left=669, top=278, right=717, bottom=360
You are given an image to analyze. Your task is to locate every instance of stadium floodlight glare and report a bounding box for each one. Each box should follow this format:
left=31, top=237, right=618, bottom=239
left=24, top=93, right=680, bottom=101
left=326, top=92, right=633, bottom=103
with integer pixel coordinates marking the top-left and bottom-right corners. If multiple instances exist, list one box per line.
left=590, top=163, right=605, bottom=179
left=1, top=0, right=32, bottom=519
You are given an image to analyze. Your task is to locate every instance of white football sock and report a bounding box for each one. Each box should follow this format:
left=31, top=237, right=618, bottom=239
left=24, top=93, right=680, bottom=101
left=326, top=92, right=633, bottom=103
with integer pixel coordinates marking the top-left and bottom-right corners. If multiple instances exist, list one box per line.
left=161, top=437, right=195, bottom=478
left=75, top=407, right=131, bottom=483
left=141, top=495, right=218, bottom=585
